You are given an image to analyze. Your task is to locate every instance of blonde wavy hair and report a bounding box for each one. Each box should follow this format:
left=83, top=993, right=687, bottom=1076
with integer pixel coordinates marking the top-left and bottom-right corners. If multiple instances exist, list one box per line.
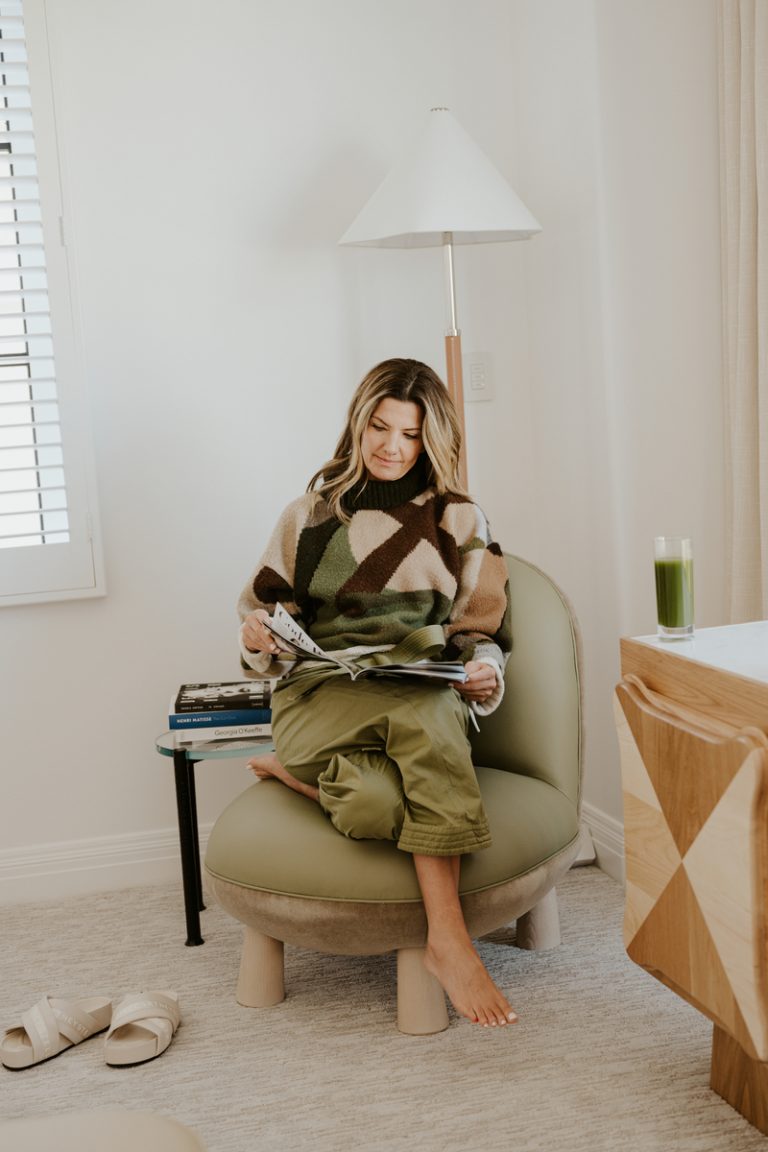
left=308, top=358, right=466, bottom=522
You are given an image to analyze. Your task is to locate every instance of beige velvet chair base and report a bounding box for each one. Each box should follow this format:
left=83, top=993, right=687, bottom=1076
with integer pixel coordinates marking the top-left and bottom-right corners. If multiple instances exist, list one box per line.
left=207, top=837, right=577, bottom=955
left=215, top=841, right=578, bottom=1035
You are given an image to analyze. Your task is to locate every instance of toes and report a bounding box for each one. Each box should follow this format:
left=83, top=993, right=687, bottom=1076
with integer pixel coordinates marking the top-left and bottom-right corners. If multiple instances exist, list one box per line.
left=495, top=1003, right=511, bottom=1026
left=494, top=999, right=517, bottom=1027
left=470, top=996, right=517, bottom=1029
left=470, top=1003, right=497, bottom=1028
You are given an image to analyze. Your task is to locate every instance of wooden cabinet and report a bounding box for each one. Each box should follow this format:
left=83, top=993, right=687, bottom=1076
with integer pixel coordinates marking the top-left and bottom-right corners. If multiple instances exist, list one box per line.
left=615, top=625, right=768, bottom=1133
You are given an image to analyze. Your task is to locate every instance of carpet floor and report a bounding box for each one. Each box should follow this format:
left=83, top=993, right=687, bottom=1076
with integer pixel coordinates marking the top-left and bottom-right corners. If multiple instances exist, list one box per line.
left=1, top=866, right=765, bottom=1151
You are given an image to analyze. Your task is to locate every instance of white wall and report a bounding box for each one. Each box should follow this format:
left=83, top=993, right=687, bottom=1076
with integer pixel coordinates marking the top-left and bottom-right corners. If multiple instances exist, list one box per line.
left=0, top=0, right=724, bottom=898
left=484, top=0, right=725, bottom=871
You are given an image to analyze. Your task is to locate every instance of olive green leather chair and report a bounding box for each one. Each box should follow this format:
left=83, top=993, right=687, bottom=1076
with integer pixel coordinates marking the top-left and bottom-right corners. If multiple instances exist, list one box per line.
left=205, top=554, right=583, bottom=1034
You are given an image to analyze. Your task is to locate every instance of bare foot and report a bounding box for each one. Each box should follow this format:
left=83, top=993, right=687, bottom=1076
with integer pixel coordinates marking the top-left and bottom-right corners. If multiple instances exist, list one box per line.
left=247, top=752, right=287, bottom=782
left=247, top=754, right=320, bottom=803
left=424, top=937, right=518, bottom=1028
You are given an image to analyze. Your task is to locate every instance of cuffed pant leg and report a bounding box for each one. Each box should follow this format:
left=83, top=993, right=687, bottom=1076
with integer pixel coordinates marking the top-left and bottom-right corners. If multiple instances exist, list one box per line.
left=383, top=685, right=491, bottom=856
left=317, top=751, right=405, bottom=841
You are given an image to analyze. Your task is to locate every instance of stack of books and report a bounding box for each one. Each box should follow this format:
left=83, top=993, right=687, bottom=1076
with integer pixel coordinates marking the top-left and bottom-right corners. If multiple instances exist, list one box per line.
left=169, top=680, right=274, bottom=745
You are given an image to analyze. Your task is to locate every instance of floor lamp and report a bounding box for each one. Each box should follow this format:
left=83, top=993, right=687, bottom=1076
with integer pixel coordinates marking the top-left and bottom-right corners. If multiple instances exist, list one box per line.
left=339, top=107, right=541, bottom=488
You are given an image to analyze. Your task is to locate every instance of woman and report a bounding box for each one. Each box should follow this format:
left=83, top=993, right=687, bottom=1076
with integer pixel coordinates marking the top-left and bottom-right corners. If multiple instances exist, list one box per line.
left=238, top=358, right=516, bottom=1028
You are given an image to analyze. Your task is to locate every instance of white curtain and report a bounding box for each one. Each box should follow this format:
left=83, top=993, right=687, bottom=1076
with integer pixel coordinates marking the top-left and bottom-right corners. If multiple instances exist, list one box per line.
left=718, top=0, right=768, bottom=621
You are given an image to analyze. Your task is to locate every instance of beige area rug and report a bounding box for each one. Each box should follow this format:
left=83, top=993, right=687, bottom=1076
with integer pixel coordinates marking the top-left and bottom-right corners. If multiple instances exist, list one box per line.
left=0, top=866, right=765, bottom=1152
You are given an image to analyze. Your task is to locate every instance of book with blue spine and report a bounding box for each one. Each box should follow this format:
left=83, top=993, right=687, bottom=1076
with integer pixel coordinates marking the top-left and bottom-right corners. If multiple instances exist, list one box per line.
left=169, top=679, right=274, bottom=737
left=169, top=708, right=272, bottom=730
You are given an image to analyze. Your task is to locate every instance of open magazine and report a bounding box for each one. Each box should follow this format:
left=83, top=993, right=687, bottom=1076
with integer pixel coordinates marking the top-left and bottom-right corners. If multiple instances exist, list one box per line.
left=264, top=603, right=468, bottom=684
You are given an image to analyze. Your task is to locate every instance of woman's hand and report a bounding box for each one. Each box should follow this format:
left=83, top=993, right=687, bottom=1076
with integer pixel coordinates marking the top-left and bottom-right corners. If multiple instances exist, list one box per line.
left=242, top=609, right=283, bottom=655
left=454, top=660, right=497, bottom=704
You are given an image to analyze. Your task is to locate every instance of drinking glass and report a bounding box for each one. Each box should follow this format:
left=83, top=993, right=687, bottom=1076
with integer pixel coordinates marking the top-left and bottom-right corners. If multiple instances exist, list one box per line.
left=654, top=536, right=694, bottom=640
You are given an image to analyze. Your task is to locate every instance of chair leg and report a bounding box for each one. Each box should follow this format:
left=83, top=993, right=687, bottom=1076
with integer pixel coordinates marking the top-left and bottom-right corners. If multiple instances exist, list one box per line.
left=516, top=887, right=561, bottom=951
left=396, top=947, right=449, bottom=1035
left=236, top=926, right=285, bottom=1007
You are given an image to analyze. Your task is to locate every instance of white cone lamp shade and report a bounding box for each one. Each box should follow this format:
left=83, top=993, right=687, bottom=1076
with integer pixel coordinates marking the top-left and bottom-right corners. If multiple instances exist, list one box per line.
left=339, top=108, right=541, bottom=248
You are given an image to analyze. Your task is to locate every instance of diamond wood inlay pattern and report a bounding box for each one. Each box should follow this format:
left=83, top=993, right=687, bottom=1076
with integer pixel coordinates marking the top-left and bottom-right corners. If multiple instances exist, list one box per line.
left=615, top=677, right=768, bottom=1065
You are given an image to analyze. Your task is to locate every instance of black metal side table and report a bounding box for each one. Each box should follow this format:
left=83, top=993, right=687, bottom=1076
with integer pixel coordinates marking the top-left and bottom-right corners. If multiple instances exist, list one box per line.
left=155, top=733, right=274, bottom=945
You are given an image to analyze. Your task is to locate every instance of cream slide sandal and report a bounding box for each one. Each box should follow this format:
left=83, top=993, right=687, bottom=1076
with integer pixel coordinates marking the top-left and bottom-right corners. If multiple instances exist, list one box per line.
left=1, top=994, right=112, bottom=1070
left=104, top=991, right=180, bottom=1066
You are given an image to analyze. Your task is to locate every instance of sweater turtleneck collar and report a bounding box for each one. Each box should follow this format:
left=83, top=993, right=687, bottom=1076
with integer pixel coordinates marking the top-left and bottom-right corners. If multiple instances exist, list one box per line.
left=342, top=454, right=431, bottom=513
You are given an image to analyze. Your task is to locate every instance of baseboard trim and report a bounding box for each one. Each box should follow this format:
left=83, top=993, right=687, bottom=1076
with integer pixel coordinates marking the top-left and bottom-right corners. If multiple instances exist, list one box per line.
left=0, top=803, right=627, bottom=905
left=0, top=824, right=212, bottom=906
left=581, top=800, right=625, bottom=884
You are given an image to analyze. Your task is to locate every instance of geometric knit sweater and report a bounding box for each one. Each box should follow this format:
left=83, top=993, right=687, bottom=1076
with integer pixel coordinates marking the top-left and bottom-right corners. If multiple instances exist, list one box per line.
left=238, top=457, right=512, bottom=714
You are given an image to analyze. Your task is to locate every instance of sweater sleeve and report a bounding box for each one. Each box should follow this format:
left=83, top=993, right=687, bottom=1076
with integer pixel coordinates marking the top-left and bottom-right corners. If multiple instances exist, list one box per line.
left=442, top=501, right=512, bottom=716
left=236, top=495, right=315, bottom=678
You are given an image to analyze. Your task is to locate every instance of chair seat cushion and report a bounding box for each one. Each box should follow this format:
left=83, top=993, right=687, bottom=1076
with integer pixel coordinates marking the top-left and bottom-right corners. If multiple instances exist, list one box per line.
left=205, top=765, right=578, bottom=903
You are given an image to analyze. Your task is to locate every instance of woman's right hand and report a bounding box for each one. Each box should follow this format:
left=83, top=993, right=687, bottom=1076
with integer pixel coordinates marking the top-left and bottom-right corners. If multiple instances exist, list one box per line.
left=242, top=609, right=282, bottom=655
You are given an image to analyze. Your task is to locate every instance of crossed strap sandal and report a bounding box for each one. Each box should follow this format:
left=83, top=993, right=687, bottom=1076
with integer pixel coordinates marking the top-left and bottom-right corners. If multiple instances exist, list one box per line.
left=1, top=994, right=112, bottom=1069
left=104, top=990, right=180, bottom=1066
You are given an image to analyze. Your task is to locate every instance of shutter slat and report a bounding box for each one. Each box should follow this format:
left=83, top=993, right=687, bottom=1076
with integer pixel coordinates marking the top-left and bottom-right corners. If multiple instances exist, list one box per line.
left=0, top=386, right=57, bottom=397
left=0, top=179, right=40, bottom=191
left=0, top=530, right=69, bottom=543
left=0, top=356, right=52, bottom=367
left=0, top=483, right=65, bottom=495
left=0, top=463, right=64, bottom=474
left=0, top=314, right=50, bottom=325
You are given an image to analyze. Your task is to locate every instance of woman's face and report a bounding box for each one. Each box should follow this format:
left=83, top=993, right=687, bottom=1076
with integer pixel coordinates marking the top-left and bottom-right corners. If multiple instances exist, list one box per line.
left=361, top=398, right=423, bottom=482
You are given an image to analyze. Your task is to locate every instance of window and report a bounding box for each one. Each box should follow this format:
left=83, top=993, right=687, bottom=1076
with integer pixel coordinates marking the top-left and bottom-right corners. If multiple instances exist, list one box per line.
left=0, top=0, right=103, bottom=605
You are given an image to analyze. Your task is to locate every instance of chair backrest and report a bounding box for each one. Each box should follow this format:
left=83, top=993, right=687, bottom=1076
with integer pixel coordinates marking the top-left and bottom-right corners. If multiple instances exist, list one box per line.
left=469, top=553, right=582, bottom=808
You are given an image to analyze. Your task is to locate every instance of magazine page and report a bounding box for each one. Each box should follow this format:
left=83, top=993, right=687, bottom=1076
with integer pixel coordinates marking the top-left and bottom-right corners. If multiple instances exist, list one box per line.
left=264, top=604, right=466, bottom=683
left=360, top=662, right=468, bottom=684
left=264, top=604, right=347, bottom=666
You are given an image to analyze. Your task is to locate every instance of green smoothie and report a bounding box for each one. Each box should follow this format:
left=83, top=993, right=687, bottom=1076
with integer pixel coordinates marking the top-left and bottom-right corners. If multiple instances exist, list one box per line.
left=654, top=557, right=694, bottom=629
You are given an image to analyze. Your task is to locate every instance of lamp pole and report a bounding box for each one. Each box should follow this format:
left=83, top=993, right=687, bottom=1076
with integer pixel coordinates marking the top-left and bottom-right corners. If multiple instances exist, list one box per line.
left=442, top=231, right=468, bottom=489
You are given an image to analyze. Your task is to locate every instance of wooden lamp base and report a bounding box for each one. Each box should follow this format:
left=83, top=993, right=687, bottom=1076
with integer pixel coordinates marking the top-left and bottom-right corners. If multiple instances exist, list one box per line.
left=445, top=332, right=468, bottom=490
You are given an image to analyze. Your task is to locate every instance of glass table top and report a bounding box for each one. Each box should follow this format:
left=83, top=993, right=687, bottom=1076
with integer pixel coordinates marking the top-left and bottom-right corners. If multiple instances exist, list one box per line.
left=156, top=732, right=275, bottom=760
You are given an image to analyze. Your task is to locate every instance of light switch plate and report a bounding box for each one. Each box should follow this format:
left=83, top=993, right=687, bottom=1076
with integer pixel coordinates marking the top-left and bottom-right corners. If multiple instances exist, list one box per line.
left=463, top=352, right=494, bottom=402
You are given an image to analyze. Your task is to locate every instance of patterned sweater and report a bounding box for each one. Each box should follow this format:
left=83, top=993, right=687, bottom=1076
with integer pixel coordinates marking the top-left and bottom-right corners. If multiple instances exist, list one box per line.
left=238, top=460, right=512, bottom=714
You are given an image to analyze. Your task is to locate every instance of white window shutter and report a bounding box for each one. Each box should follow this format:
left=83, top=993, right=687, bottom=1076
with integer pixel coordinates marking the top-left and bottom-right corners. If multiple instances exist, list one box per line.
left=0, top=0, right=104, bottom=604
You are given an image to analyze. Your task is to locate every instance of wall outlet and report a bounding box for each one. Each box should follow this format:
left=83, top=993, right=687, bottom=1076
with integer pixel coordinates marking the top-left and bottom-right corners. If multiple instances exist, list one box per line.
left=463, top=352, right=494, bottom=402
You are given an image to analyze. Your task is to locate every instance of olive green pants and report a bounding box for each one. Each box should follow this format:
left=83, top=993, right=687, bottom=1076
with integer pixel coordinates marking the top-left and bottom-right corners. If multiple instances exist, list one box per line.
left=271, top=672, right=491, bottom=856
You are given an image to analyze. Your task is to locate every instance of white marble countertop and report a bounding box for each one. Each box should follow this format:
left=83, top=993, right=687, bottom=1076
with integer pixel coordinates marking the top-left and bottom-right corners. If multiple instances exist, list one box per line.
left=632, top=620, right=768, bottom=685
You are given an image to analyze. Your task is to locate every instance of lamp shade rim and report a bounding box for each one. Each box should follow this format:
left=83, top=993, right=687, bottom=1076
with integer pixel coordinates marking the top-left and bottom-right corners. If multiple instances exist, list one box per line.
left=339, top=227, right=541, bottom=248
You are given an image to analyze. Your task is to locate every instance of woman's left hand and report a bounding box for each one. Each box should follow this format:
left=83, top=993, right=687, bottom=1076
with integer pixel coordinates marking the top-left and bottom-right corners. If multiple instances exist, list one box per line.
left=454, top=660, right=497, bottom=704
